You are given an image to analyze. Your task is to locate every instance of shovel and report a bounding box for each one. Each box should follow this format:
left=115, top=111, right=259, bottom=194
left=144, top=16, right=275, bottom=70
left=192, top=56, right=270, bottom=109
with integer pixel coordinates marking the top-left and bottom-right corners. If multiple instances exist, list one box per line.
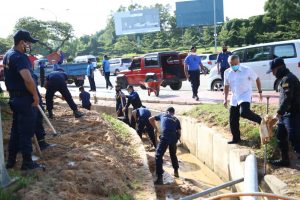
left=263, top=96, right=270, bottom=175
left=38, top=105, right=59, bottom=136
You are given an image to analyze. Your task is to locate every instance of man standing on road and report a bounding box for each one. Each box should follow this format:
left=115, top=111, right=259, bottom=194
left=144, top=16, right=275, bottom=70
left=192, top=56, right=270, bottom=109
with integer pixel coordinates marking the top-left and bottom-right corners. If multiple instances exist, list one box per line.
left=45, top=68, right=83, bottom=118
left=224, top=55, right=262, bottom=144
left=267, top=58, right=300, bottom=166
left=149, top=107, right=181, bottom=185
left=102, top=55, right=113, bottom=90
left=217, top=44, right=232, bottom=84
left=132, top=107, right=157, bottom=149
left=87, top=60, right=96, bottom=91
left=123, top=85, right=143, bottom=128
left=184, top=46, right=206, bottom=101
left=3, top=30, right=44, bottom=170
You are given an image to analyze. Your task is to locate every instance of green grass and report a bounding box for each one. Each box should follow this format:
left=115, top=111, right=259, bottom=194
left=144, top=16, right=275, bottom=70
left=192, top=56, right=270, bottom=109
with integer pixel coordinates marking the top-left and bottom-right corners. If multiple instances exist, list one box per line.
left=183, top=103, right=279, bottom=157
left=0, top=170, right=37, bottom=200
left=109, top=194, right=132, bottom=200
left=296, top=173, right=300, bottom=182
left=102, top=113, right=131, bottom=139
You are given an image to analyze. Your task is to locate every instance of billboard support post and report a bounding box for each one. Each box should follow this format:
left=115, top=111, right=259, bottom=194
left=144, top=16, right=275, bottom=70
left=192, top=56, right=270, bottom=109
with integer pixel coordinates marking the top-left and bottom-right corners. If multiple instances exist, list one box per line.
left=213, top=0, right=217, bottom=53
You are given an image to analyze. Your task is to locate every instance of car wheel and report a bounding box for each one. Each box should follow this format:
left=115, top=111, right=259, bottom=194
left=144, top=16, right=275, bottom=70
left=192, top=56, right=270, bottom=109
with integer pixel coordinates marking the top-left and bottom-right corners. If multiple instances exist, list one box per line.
left=169, top=81, right=182, bottom=90
left=140, top=85, right=147, bottom=90
left=75, top=80, right=84, bottom=87
left=211, top=79, right=223, bottom=91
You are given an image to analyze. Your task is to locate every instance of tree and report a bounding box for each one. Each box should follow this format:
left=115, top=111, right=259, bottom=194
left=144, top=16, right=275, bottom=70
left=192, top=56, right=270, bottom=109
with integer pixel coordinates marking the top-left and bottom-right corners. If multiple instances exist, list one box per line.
left=0, top=38, right=12, bottom=54
left=14, top=17, right=74, bottom=55
left=264, top=0, right=300, bottom=23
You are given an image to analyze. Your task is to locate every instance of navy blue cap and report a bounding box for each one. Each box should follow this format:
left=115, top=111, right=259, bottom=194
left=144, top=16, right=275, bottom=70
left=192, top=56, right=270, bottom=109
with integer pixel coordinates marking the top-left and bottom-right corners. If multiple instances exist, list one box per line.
left=267, top=58, right=286, bottom=74
left=166, top=107, right=175, bottom=114
left=190, top=45, right=196, bottom=50
left=13, top=29, right=39, bottom=44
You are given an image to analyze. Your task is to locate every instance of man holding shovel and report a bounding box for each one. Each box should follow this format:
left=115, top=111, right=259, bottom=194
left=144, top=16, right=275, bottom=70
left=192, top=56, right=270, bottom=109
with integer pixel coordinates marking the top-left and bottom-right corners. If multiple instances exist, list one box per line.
left=267, top=58, right=300, bottom=166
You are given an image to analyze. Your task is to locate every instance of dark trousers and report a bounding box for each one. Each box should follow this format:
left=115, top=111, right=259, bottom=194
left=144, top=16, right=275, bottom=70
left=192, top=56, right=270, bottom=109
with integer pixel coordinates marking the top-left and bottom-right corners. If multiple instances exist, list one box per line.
left=156, top=139, right=179, bottom=177
left=220, top=67, right=228, bottom=84
left=40, top=67, right=45, bottom=87
left=82, top=104, right=91, bottom=110
left=35, top=103, right=46, bottom=142
left=276, top=113, right=300, bottom=154
left=188, top=70, right=200, bottom=97
left=46, top=84, right=77, bottom=112
left=230, top=102, right=262, bottom=140
left=8, top=96, right=37, bottom=157
left=88, top=76, right=96, bottom=91
left=137, top=119, right=157, bottom=148
left=104, top=72, right=113, bottom=89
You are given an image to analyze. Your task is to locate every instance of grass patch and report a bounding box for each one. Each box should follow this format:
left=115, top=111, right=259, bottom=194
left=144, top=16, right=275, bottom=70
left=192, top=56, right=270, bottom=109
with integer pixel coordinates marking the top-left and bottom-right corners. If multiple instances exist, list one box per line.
left=183, top=103, right=279, bottom=157
left=0, top=170, right=37, bottom=200
left=109, top=194, right=132, bottom=200
left=296, top=173, right=300, bottom=182
left=102, top=113, right=131, bottom=139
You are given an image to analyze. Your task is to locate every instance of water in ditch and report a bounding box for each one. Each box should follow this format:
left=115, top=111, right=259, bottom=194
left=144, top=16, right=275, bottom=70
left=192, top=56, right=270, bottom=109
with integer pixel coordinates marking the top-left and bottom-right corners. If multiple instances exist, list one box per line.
left=144, top=142, right=231, bottom=200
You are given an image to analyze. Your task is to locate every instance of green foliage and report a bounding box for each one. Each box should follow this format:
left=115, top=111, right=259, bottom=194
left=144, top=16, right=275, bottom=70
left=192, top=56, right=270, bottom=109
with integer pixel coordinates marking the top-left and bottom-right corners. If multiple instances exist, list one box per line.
left=0, top=38, right=12, bottom=54
left=101, top=113, right=130, bottom=139
left=109, top=194, right=132, bottom=200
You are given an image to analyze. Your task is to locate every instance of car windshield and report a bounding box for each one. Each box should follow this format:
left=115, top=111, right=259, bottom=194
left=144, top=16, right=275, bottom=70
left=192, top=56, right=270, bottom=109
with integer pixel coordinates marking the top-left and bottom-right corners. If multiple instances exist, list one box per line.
left=88, top=58, right=96, bottom=62
left=209, top=54, right=217, bottom=60
left=121, top=58, right=132, bottom=63
left=200, top=56, right=207, bottom=60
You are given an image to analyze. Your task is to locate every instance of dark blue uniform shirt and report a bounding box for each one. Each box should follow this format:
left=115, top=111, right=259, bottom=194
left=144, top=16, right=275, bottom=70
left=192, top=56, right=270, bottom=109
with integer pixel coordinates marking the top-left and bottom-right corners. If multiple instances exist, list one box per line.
left=155, top=113, right=181, bottom=142
left=125, top=91, right=142, bottom=109
left=217, top=51, right=232, bottom=69
left=3, top=49, right=34, bottom=92
left=79, top=91, right=91, bottom=107
left=137, top=107, right=151, bottom=121
left=46, top=71, right=68, bottom=87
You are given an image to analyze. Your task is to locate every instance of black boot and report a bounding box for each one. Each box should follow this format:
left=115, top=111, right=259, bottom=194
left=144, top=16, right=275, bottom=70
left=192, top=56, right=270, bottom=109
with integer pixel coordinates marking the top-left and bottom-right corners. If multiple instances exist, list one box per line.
left=21, top=154, right=45, bottom=171
left=48, top=110, right=53, bottom=119
left=174, top=169, right=179, bottom=178
left=154, top=175, right=163, bottom=185
left=270, top=151, right=290, bottom=167
left=73, top=110, right=84, bottom=118
left=6, top=154, right=17, bottom=169
left=38, top=140, right=50, bottom=151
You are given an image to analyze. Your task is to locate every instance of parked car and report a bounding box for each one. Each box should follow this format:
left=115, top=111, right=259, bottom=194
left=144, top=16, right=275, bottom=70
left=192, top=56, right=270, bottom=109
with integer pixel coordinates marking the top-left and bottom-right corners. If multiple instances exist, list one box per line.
left=74, top=55, right=97, bottom=68
left=199, top=53, right=218, bottom=72
left=34, top=58, right=88, bottom=87
left=207, top=39, right=300, bottom=91
left=116, top=51, right=187, bottom=90
left=109, top=58, right=132, bottom=75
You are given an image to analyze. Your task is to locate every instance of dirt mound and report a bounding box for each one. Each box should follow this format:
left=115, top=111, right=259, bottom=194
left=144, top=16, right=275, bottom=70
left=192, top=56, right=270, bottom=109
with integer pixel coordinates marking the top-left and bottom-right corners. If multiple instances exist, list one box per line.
left=4, top=106, right=147, bottom=200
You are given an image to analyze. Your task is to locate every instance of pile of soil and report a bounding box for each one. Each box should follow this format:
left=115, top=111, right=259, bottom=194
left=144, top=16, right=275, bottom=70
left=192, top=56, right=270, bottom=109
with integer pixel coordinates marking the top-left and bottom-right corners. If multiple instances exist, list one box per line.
left=2, top=106, right=147, bottom=200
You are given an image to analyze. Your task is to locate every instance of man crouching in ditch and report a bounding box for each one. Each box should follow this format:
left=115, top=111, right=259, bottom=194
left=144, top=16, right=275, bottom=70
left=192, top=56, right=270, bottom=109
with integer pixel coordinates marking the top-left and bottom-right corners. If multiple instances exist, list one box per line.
left=149, top=107, right=181, bottom=185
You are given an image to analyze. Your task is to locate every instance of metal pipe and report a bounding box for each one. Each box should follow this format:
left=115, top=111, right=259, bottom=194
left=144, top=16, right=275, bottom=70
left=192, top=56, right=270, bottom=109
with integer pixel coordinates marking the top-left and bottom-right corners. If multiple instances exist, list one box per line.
left=244, top=154, right=258, bottom=200
left=205, top=192, right=295, bottom=200
left=180, top=178, right=244, bottom=200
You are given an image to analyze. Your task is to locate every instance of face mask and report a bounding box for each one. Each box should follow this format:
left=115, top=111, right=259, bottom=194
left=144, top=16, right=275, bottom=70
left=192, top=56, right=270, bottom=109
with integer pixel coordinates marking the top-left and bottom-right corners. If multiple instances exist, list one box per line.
left=24, top=42, right=31, bottom=53
left=223, top=48, right=227, bottom=52
left=231, top=65, right=239, bottom=71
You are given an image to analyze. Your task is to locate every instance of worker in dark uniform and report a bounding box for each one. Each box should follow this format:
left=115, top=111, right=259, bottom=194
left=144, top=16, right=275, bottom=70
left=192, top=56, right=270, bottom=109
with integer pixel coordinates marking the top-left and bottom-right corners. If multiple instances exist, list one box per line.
left=39, top=60, right=46, bottom=87
left=217, top=43, right=232, bottom=84
left=149, top=107, right=181, bottom=185
left=132, top=107, right=157, bottom=149
left=45, top=68, right=83, bottom=118
left=267, top=58, right=300, bottom=166
left=123, top=85, right=143, bottom=128
left=79, top=86, right=91, bottom=110
left=115, top=84, right=129, bottom=124
left=3, top=29, right=44, bottom=170
left=184, top=46, right=206, bottom=101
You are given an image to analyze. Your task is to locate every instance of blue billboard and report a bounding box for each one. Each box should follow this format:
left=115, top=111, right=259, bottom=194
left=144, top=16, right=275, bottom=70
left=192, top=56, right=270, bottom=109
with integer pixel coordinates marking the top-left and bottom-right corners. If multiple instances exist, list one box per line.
left=176, top=0, right=224, bottom=28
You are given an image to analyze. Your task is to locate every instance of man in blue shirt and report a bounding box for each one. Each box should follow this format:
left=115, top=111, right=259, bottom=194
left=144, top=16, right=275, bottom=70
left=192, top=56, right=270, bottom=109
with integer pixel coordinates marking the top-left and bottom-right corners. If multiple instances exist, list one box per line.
left=45, top=68, right=83, bottom=118
left=3, top=29, right=44, bottom=170
left=217, top=44, right=232, bottom=84
left=102, top=55, right=113, bottom=89
left=149, top=107, right=181, bottom=185
left=79, top=86, right=91, bottom=110
left=87, top=60, right=96, bottom=91
left=184, top=46, right=205, bottom=101
left=132, top=107, right=157, bottom=149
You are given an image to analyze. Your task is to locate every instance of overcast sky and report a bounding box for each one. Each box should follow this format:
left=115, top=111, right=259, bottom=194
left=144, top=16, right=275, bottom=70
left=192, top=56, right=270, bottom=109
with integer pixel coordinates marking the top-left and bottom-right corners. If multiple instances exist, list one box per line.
left=0, top=0, right=267, bottom=38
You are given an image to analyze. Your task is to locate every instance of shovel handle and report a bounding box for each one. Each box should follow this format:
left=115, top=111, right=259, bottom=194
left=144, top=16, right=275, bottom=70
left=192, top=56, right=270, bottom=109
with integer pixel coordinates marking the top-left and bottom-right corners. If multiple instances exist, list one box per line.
left=38, top=105, right=58, bottom=136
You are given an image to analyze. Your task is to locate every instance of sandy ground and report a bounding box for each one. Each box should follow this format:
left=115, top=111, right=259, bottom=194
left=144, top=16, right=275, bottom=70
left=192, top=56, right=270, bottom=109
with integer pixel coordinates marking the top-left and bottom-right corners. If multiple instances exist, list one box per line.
left=2, top=105, right=149, bottom=200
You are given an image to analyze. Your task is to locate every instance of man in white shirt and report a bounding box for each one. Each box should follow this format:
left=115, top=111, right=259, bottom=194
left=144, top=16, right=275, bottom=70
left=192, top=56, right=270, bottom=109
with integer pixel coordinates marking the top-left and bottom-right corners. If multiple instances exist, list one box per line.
left=224, top=55, right=263, bottom=144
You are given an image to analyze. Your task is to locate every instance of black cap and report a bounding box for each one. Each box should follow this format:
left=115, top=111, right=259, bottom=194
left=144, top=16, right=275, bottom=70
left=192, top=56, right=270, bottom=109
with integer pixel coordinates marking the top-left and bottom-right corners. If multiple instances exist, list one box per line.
left=166, top=107, right=175, bottom=114
left=190, top=45, right=196, bottom=51
left=13, top=29, right=39, bottom=44
left=126, top=85, right=133, bottom=90
left=267, top=58, right=286, bottom=74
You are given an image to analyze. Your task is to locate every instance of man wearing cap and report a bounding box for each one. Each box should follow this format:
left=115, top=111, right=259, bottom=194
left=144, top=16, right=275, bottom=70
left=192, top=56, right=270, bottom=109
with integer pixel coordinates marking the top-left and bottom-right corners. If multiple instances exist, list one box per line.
left=149, top=107, right=181, bottom=185
left=45, top=68, right=83, bottom=118
left=217, top=44, right=232, bottom=84
left=267, top=58, right=300, bottom=166
left=123, top=85, right=143, bottom=128
left=184, top=46, right=206, bottom=101
left=3, top=29, right=44, bottom=170
left=224, top=55, right=263, bottom=144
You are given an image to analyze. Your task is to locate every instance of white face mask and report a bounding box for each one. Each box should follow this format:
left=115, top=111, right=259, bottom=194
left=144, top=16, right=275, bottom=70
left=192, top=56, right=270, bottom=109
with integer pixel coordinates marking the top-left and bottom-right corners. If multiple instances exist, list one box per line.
left=24, top=42, right=31, bottom=53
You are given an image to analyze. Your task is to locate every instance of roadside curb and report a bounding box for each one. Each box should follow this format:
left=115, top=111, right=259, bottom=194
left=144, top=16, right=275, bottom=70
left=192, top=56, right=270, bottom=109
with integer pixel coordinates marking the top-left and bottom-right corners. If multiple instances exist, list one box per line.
left=264, top=175, right=289, bottom=196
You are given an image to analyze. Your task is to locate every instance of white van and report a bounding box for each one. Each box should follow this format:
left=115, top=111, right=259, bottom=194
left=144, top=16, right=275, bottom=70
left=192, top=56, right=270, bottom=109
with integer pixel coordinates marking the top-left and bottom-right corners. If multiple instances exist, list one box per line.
left=74, top=55, right=97, bottom=68
left=207, top=40, right=300, bottom=91
left=109, top=58, right=132, bottom=75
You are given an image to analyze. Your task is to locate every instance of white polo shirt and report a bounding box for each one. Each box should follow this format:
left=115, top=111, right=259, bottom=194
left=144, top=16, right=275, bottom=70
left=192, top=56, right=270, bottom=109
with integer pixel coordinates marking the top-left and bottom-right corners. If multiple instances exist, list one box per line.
left=224, top=65, right=258, bottom=106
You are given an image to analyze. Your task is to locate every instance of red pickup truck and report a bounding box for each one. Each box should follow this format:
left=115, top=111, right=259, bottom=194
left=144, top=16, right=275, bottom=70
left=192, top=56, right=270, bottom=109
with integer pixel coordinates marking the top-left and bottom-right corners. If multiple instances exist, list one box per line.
left=116, top=51, right=187, bottom=90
